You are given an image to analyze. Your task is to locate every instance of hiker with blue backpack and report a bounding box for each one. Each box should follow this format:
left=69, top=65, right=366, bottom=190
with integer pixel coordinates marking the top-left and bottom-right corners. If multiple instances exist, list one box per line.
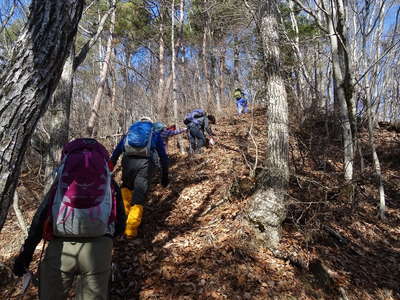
left=13, top=138, right=126, bottom=300
left=233, top=88, right=249, bottom=114
left=183, top=109, right=216, bottom=154
left=109, top=117, right=169, bottom=239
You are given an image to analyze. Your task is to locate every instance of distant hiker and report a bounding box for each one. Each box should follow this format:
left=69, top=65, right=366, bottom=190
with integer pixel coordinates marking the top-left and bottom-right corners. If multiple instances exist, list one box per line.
left=233, top=88, right=249, bottom=114
left=183, top=109, right=216, bottom=154
left=109, top=117, right=169, bottom=239
left=13, top=138, right=126, bottom=300
left=160, top=123, right=187, bottom=153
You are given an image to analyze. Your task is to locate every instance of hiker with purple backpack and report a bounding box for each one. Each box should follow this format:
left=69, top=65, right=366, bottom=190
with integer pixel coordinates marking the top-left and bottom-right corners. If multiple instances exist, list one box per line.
left=183, top=109, right=216, bottom=154
left=13, top=138, right=126, bottom=300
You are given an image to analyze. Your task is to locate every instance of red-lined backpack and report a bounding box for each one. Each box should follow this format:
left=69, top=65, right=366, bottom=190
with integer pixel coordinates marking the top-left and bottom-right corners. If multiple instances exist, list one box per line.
left=46, top=138, right=116, bottom=238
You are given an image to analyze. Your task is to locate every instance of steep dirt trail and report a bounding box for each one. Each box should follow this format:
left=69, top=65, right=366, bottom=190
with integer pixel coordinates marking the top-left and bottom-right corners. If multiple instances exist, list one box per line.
left=109, top=110, right=309, bottom=300
left=1, top=107, right=400, bottom=300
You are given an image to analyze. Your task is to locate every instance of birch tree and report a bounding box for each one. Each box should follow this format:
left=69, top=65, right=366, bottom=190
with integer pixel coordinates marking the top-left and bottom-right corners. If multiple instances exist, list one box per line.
left=0, top=0, right=84, bottom=232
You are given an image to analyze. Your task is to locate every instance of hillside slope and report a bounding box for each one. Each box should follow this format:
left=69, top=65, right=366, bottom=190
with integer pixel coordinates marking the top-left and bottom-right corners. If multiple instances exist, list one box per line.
left=1, top=107, right=399, bottom=300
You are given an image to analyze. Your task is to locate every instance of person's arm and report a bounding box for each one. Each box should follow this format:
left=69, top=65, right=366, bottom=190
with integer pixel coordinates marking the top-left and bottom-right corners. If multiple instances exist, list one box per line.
left=110, top=136, right=126, bottom=166
left=167, top=128, right=187, bottom=136
left=112, top=180, right=126, bottom=237
left=160, top=128, right=187, bottom=141
left=204, top=117, right=214, bottom=136
left=13, top=186, right=55, bottom=276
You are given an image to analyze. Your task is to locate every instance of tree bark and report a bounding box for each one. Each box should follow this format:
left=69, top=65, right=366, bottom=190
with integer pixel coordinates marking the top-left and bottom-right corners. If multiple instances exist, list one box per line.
left=43, top=44, right=75, bottom=189
left=171, top=0, right=178, bottom=124
left=202, top=10, right=212, bottom=108
left=247, top=0, right=289, bottom=250
left=325, top=0, right=355, bottom=182
left=233, top=36, right=240, bottom=87
left=41, top=2, right=115, bottom=192
left=157, top=4, right=166, bottom=118
left=0, top=0, right=84, bottom=232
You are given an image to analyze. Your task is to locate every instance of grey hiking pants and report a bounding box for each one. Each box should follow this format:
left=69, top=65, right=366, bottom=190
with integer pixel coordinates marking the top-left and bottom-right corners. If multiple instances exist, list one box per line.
left=39, top=236, right=113, bottom=300
left=187, top=123, right=206, bottom=153
left=121, top=155, right=155, bottom=206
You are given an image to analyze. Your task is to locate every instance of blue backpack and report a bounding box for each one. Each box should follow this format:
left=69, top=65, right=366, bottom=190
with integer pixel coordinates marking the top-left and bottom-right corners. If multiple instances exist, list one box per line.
left=124, top=121, right=153, bottom=157
left=183, top=109, right=205, bottom=125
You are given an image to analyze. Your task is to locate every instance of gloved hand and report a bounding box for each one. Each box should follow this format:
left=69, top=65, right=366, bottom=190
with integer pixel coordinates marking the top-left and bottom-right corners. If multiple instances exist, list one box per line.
left=161, top=171, right=169, bottom=187
left=13, top=253, right=29, bottom=277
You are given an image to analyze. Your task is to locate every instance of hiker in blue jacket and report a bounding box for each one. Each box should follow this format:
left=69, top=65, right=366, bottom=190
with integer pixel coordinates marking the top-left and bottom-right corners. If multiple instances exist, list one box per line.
left=109, top=117, right=169, bottom=238
left=183, top=109, right=216, bottom=154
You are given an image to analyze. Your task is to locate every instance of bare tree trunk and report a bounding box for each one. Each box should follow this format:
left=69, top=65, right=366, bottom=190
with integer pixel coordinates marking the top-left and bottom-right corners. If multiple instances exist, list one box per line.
left=325, top=0, right=355, bottom=182
left=157, top=5, right=166, bottom=118
left=87, top=0, right=116, bottom=136
left=248, top=1, right=289, bottom=250
left=202, top=12, right=212, bottom=108
left=0, top=0, right=84, bottom=232
left=217, top=53, right=226, bottom=110
left=43, top=45, right=75, bottom=189
left=233, top=36, right=240, bottom=87
left=41, top=3, right=114, bottom=192
left=174, top=0, right=186, bottom=153
left=364, top=86, right=386, bottom=219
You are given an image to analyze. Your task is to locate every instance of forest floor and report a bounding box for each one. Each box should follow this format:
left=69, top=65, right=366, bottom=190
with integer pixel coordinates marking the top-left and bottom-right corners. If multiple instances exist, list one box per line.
left=1, top=107, right=400, bottom=300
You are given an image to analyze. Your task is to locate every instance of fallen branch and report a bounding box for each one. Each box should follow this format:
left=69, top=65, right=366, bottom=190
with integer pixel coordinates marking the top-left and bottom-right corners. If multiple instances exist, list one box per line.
left=13, top=191, right=28, bottom=237
left=200, top=198, right=228, bottom=217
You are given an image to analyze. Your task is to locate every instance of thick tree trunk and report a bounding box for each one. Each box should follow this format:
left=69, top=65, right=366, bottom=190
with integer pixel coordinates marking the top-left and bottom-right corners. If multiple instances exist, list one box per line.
left=43, top=44, right=75, bottom=189
left=0, top=0, right=84, bottom=232
left=248, top=1, right=289, bottom=250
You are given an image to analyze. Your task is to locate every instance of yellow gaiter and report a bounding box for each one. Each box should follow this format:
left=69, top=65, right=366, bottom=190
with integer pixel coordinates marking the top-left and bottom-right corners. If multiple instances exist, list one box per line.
left=121, top=187, right=133, bottom=216
left=125, top=204, right=144, bottom=238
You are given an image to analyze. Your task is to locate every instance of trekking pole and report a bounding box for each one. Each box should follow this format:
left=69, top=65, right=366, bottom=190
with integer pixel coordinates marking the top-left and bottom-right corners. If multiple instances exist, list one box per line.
left=20, top=240, right=45, bottom=297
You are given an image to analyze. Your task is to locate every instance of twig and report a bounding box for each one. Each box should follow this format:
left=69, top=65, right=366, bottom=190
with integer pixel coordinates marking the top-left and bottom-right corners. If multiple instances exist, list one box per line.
left=13, top=191, right=28, bottom=237
left=200, top=198, right=228, bottom=217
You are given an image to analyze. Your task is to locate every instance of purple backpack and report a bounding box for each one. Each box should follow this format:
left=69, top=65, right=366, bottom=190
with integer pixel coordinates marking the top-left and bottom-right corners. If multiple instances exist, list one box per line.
left=51, top=138, right=116, bottom=238
left=183, top=109, right=206, bottom=125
